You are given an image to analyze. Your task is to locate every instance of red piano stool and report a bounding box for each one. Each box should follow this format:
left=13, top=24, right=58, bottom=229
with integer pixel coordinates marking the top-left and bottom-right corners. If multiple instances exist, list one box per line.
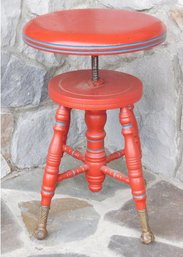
left=23, top=9, right=166, bottom=244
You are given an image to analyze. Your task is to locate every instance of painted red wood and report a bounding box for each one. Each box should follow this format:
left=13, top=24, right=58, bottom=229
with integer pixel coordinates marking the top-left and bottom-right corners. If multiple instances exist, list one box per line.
left=101, top=166, right=129, bottom=184
left=57, top=165, right=88, bottom=182
left=23, top=9, right=166, bottom=55
left=119, top=107, right=146, bottom=210
left=62, top=145, right=85, bottom=162
left=106, top=149, right=125, bottom=163
left=48, top=70, right=143, bottom=110
left=85, top=110, right=107, bottom=192
left=22, top=8, right=163, bottom=242
left=128, top=105, right=142, bottom=157
left=41, top=106, right=70, bottom=206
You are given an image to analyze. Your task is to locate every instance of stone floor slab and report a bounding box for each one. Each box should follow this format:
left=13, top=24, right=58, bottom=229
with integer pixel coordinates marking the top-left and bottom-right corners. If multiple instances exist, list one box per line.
left=1, top=154, right=11, bottom=178
left=108, top=235, right=183, bottom=257
left=19, top=197, right=100, bottom=245
left=105, top=181, right=183, bottom=242
left=1, top=200, right=23, bottom=254
left=2, top=154, right=155, bottom=201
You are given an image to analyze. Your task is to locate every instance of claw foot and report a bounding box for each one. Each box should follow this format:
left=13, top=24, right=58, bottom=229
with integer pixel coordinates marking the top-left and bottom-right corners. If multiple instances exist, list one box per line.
left=35, top=227, right=48, bottom=240
left=141, top=230, right=155, bottom=244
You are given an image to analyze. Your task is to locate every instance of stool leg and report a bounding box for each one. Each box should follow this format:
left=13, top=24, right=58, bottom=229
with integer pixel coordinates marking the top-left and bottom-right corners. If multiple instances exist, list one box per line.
left=128, top=105, right=142, bottom=157
left=35, top=106, right=70, bottom=240
left=85, top=110, right=107, bottom=192
left=119, top=107, right=154, bottom=244
left=128, top=105, right=147, bottom=185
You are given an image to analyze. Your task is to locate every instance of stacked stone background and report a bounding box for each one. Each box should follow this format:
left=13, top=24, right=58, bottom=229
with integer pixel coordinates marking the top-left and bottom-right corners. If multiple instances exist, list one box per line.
left=1, top=0, right=183, bottom=183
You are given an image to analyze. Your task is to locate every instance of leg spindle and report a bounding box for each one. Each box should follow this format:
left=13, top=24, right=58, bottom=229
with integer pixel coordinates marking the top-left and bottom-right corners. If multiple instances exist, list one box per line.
left=120, top=107, right=154, bottom=244
left=35, top=106, right=70, bottom=240
left=128, top=105, right=142, bottom=157
left=85, top=110, right=107, bottom=192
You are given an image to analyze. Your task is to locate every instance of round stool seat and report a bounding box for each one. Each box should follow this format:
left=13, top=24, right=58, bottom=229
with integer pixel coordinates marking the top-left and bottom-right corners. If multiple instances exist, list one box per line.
left=23, top=9, right=166, bottom=56
left=48, top=70, right=143, bottom=110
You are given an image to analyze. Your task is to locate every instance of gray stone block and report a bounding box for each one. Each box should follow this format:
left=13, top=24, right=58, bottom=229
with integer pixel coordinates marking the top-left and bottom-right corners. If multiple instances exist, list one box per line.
left=28, top=254, right=88, bottom=257
left=1, top=51, right=11, bottom=75
left=1, top=0, right=21, bottom=47
left=181, top=106, right=183, bottom=131
left=24, top=0, right=49, bottom=15
left=11, top=105, right=57, bottom=168
left=171, top=7, right=183, bottom=31
left=19, top=43, right=64, bottom=67
left=1, top=155, right=11, bottom=179
left=97, top=0, right=155, bottom=10
left=98, top=0, right=175, bottom=11
left=178, top=48, right=183, bottom=76
left=105, top=109, right=123, bottom=151
left=1, top=108, right=14, bottom=160
left=120, top=52, right=180, bottom=177
left=67, top=110, right=86, bottom=147
left=10, top=107, right=86, bottom=168
left=176, top=159, right=183, bottom=182
left=2, top=54, right=48, bottom=107
left=49, top=0, right=98, bottom=12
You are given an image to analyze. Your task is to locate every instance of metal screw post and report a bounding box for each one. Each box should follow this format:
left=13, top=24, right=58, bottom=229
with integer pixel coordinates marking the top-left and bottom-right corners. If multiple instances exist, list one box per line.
left=91, top=56, right=99, bottom=81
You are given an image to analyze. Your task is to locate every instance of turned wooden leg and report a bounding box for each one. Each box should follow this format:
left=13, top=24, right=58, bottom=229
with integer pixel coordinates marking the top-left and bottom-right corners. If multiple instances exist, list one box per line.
left=128, top=105, right=142, bottom=157
left=128, top=105, right=147, bottom=185
left=120, top=107, right=154, bottom=244
left=85, top=110, right=107, bottom=192
left=35, top=106, right=70, bottom=240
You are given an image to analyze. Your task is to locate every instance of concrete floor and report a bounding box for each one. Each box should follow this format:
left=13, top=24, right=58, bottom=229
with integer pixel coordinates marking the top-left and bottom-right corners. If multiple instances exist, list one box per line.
left=1, top=154, right=183, bottom=257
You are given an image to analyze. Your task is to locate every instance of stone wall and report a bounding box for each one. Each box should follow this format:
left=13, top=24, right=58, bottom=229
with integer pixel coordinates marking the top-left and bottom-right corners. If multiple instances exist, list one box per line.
left=1, top=0, right=183, bottom=182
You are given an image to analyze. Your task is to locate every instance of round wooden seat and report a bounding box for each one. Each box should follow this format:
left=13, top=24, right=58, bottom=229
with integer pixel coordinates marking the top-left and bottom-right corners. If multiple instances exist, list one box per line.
left=48, top=70, right=143, bottom=110
left=23, top=9, right=166, bottom=56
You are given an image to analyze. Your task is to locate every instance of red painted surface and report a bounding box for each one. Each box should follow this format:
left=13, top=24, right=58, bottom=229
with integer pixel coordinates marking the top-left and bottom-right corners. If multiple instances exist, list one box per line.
left=106, top=149, right=125, bottom=163
left=48, top=70, right=143, bottom=110
left=57, top=165, right=88, bottom=182
left=22, top=8, right=166, bottom=238
left=23, top=9, right=166, bottom=55
left=62, top=144, right=85, bottom=162
left=119, top=107, right=146, bottom=210
left=128, top=105, right=142, bottom=157
left=40, top=71, right=146, bottom=210
left=40, top=103, right=147, bottom=210
left=101, top=166, right=129, bottom=184
left=85, top=110, right=107, bottom=192
left=41, top=106, right=70, bottom=206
